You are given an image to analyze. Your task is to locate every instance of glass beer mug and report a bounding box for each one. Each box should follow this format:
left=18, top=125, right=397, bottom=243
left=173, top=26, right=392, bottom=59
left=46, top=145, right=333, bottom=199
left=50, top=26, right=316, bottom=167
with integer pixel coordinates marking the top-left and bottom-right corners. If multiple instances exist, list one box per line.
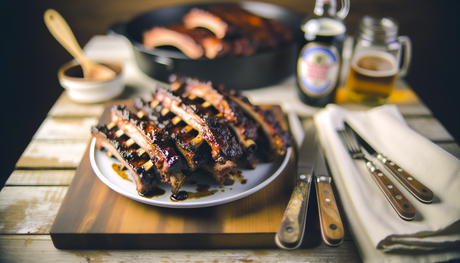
left=345, top=15, right=411, bottom=105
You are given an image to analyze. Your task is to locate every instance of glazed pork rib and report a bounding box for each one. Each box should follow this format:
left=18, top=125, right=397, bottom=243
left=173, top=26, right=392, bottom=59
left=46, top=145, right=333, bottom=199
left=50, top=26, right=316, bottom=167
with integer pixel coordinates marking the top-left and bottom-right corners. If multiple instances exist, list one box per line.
left=152, top=86, right=243, bottom=164
left=170, top=75, right=260, bottom=168
left=134, top=97, right=237, bottom=185
left=109, top=105, right=187, bottom=192
left=134, top=97, right=211, bottom=171
left=218, top=88, right=292, bottom=161
left=92, top=125, right=161, bottom=195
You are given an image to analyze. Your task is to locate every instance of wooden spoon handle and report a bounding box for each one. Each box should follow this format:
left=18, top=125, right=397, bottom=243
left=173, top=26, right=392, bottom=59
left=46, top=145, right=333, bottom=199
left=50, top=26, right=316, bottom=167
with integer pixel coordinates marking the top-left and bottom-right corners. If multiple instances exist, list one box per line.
left=44, top=9, right=92, bottom=74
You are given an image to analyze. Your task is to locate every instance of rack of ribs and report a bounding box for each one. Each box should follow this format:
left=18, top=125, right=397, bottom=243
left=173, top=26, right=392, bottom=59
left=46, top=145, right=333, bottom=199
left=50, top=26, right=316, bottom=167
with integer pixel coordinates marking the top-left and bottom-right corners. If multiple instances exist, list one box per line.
left=91, top=76, right=292, bottom=196
left=142, top=4, right=294, bottom=59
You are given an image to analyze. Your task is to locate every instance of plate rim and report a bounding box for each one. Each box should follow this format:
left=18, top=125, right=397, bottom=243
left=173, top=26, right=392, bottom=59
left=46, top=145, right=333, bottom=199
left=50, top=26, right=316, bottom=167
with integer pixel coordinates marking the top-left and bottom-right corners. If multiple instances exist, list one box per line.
left=89, top=137, right=292, bottom=208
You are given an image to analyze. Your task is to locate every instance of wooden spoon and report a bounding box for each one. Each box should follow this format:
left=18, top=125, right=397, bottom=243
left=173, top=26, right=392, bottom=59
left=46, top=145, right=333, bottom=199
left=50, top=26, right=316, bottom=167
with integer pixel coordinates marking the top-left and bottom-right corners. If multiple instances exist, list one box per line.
left=44, top=9, right=116, bottom=81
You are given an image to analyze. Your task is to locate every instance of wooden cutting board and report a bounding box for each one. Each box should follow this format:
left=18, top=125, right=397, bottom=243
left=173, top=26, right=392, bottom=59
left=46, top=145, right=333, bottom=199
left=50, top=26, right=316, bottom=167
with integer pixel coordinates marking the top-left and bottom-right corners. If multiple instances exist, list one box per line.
left=50, top=101, right=322, bottom=249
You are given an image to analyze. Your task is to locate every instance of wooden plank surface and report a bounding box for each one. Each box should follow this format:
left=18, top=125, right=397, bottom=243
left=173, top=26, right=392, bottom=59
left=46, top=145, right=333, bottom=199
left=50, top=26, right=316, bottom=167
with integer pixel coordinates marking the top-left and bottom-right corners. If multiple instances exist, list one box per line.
left=5, top=170, right=75, bottom=186
left=33, top=117, right=98, bottom=141
left=0, top=186, right=68, bottom=234
left=48, top=92, right=105, bottom=118
left=0, top=235, right=362, bottom=263
left=15, top=141, right=89, bottom=169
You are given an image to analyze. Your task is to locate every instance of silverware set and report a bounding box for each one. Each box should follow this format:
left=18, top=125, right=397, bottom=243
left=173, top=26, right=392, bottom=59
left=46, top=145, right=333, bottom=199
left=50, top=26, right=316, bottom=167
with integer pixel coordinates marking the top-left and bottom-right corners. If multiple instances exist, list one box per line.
left=277, top=117, right=435, bottom=250
left=337, top=122, right=434, bottom=221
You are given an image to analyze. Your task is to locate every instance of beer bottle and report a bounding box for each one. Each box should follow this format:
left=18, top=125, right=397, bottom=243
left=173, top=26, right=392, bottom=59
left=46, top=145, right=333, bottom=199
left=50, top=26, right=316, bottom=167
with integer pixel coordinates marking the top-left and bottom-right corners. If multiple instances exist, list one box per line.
left=296, top=0, right=349, bottom=107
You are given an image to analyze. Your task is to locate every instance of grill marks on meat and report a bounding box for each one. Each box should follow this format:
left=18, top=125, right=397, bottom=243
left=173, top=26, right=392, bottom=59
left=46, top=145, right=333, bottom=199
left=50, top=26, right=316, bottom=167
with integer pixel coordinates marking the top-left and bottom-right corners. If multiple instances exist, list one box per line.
left=134, top=97, right=236, bottom=185
left=169, top=75, right=260, bottom=169
left=111, top=105, right=182, bottom=175
left=92, top=125, right=161, bottom=195
left=170, top=75, right=238, bottom=123
left=218, top=88, right=291, bottom=162
left=142, top=5, right=293, bottom=59
left=134, top=97, right=210, bottom=172
left=152, top=86, right=243, bottom=164
left=109, top=105, right=187, bottom=193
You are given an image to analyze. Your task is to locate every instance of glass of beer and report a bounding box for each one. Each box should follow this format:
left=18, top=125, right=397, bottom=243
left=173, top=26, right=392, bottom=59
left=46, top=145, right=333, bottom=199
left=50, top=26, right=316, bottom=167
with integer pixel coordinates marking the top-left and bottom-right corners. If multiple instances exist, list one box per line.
left=345, top=16, right=411, bottom=105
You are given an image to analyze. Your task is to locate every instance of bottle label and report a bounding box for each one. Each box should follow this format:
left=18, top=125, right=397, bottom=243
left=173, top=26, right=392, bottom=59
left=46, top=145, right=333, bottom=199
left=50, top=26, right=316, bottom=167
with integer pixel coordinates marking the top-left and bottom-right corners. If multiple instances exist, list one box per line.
left=297, top=42, right=340, bottom=98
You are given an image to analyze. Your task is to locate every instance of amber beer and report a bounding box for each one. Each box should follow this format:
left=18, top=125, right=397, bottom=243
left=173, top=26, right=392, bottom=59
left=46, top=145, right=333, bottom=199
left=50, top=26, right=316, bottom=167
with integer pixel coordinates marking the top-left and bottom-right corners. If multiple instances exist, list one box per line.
left=346, top=50, right=399, bottom=104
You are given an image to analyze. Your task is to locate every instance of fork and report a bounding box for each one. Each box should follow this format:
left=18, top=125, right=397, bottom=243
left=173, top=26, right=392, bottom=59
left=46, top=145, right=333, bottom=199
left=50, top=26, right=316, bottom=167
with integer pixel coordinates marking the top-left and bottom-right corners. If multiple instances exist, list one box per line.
left=338, top=126, right=415, bottom=221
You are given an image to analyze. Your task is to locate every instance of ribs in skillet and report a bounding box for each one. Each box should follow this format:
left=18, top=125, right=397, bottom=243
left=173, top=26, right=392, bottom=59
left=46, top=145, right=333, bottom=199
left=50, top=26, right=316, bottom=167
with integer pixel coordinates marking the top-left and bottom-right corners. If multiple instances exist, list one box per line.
left=142, top=5, right=294, bottom=59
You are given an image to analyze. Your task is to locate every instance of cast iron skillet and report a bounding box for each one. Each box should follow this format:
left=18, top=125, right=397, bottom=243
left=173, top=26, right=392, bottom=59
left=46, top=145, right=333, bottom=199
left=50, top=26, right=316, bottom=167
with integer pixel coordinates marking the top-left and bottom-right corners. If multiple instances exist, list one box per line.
left=108, top=2, right=305, bottom=90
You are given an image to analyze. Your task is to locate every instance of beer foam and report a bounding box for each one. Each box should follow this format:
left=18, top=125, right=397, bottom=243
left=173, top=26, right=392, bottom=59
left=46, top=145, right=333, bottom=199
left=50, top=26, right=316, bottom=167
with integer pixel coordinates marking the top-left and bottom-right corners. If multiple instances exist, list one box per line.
left=351, top=50, right=398, bottom=77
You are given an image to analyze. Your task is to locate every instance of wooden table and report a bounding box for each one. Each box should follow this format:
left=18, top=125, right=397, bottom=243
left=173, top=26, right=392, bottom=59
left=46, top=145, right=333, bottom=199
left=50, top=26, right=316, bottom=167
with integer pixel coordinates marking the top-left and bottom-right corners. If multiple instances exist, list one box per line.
left=1, top=34, right=459, bottom=261
left=1, top=83, right=458, bottom=262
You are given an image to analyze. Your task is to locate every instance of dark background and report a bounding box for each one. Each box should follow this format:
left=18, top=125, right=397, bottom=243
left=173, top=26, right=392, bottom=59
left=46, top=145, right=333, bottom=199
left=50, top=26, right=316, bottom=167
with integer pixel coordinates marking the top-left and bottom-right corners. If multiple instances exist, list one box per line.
left=1, top=0, right=459, bottom=189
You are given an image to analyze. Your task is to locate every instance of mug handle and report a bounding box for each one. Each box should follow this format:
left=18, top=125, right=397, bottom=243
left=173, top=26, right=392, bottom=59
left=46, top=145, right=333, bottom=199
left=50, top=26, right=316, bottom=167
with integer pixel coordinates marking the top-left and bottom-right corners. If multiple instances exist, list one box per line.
left=398, top=36, right=411, bottom=78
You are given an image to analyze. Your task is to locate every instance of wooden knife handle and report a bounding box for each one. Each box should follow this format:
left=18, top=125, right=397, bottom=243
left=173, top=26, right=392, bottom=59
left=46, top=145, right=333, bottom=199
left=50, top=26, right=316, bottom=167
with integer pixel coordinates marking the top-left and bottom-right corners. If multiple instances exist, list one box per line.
left=370, top=168, right=415, bottom=220
left=275, top=175, right=312, bottom=250
left=315, top=176, right=344, bottom=246
left=378, top=155, right=433, bottom=203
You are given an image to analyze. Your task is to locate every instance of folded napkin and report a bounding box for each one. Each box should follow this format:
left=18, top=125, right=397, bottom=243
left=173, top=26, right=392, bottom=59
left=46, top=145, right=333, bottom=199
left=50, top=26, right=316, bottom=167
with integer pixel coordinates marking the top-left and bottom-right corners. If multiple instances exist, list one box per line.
left=314, top=104, right=460, bottom=263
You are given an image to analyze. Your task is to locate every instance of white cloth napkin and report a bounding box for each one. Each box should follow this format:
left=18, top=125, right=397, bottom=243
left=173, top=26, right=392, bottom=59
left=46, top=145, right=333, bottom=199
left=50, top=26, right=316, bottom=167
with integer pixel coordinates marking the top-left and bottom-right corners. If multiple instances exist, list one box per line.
left=314, top=104, right=460, bottom=263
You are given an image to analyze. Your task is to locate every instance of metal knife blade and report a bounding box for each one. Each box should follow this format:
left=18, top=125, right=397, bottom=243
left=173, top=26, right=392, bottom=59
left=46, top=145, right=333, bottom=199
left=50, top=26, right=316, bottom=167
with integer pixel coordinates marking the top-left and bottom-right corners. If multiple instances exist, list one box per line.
left=275, top=122, right=315, bottom=250
left=313, top=142, right=344, bottom=246
left=345, top=122, right=434, bottom=203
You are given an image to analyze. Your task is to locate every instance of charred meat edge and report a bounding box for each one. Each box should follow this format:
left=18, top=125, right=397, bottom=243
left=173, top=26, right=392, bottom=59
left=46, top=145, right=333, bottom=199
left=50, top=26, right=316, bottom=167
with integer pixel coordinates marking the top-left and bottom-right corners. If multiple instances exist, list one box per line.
left=198, top=160, right=236, bottom=186
left=222, top=90, right=290, bottom=161
left=170, top=76, right=259, bottom=168
left=134, top=97, right=204, bottom=153
left=92, top=125, right=161, bottom=195
left=134, top=97, right=210, bottom=171
left=152, top=87, right=243, bottom=164
left=111, top=105, right=185, bottom=184
left=170, top=75, right=238, bottom=123
left=134, top=96, right=241, bottom=181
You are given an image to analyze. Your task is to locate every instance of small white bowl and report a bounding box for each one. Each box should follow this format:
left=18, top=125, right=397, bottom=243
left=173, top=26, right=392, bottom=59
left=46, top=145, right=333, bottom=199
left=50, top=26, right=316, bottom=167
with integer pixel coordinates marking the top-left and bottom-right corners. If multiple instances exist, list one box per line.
left=58, top=60, right=124, bottom=103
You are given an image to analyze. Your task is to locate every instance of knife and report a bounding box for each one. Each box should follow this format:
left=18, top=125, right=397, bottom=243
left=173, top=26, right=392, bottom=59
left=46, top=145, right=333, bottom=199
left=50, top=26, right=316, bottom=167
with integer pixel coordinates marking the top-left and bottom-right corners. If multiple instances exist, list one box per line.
left=345, top=122, right=434, bottom=204
left=313, top=141, right=344, bottom=246
left=275, top=122, right=315, bottom=250
left=338, top=125, right=415, bottom=221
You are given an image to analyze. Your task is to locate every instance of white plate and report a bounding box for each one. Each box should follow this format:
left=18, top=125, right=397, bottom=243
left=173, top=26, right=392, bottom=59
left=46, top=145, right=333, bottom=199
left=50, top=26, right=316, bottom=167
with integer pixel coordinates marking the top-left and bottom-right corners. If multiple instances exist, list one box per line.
left=89, top=137, right=292, bottom=208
